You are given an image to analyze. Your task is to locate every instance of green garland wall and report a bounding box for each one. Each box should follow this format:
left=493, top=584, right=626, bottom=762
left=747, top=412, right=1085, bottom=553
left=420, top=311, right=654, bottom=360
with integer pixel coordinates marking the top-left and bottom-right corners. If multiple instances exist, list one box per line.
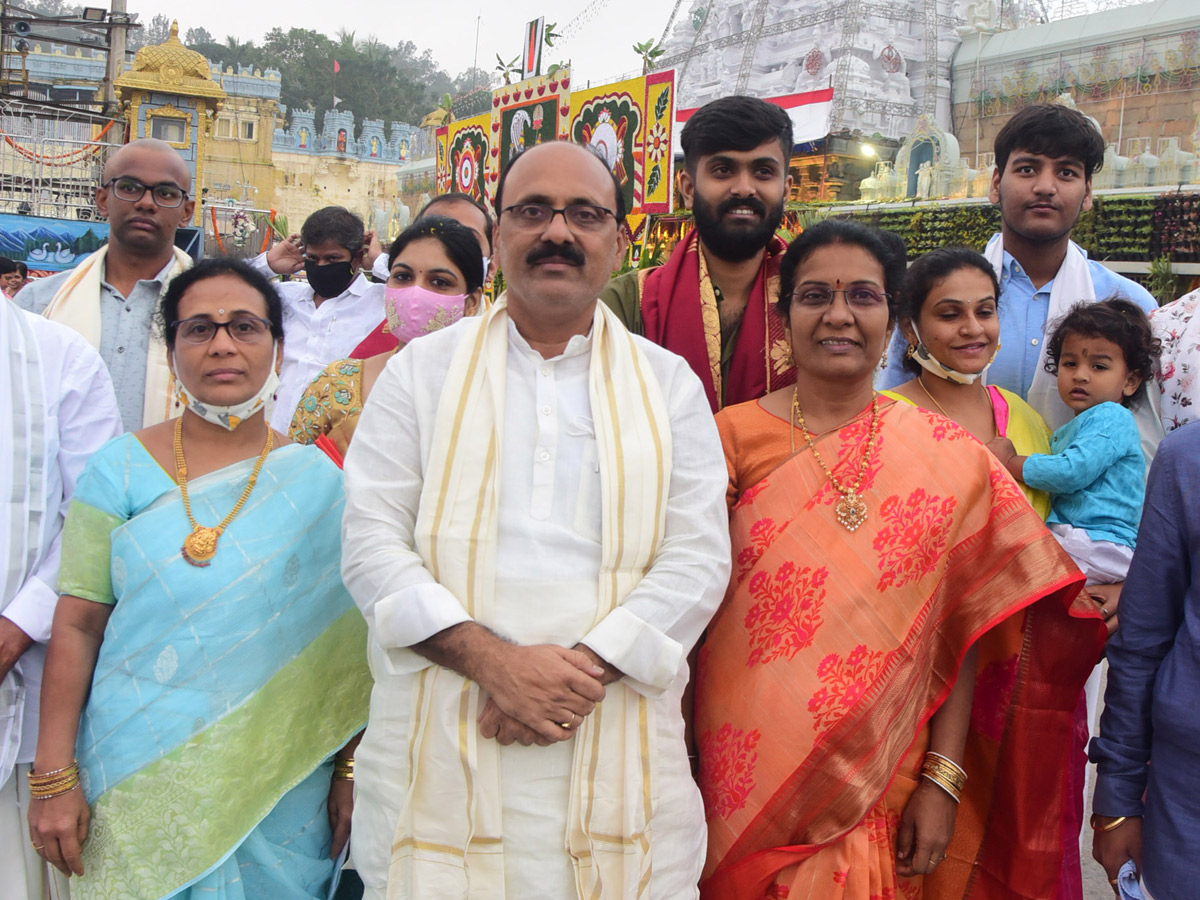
left=840, top=193, right=1200, bottom=263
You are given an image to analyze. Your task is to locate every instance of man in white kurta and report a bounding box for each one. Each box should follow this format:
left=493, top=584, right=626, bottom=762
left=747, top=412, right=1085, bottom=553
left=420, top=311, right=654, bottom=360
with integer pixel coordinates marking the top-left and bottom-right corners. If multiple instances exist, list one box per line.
left=342, top=141, right=730, bottom=899
left=1, top=300, right=122, bottom=898
left=246, top=206, right=385, bottom=432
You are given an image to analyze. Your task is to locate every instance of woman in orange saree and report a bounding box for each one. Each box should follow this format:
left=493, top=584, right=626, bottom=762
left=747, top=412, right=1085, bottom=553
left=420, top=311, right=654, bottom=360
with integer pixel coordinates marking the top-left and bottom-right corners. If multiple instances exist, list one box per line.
left=696, top=220, right=1106, bottom=900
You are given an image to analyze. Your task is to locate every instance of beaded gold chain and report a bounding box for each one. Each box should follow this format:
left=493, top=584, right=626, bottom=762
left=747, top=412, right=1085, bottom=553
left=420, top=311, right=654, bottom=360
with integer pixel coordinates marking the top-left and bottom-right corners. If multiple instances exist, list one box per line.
left=790, top=386, right=880, bottom=532
left=174, top=415, right=273, bottom=567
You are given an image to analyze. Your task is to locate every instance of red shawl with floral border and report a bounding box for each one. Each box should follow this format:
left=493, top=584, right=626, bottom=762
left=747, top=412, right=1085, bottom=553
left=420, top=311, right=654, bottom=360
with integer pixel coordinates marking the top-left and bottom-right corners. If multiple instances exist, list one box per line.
left=638, top=230, right=794, bottom=412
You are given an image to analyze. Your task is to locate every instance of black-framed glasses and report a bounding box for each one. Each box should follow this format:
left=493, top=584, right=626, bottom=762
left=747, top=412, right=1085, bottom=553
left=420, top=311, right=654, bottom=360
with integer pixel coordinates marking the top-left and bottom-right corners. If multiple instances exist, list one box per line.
left=102, top=176, right=189, bottom=208
left=792, top=285, right=891, bottom=311
left=172, top=316, right=272, bottom=344
left=502, top=202, right=616, bottom=231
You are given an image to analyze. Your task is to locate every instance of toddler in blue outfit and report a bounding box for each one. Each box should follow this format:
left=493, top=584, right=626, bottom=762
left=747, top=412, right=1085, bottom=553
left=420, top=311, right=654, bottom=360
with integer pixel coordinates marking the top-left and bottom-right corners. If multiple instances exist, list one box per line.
left=989, top=298, right=1160, bottom=584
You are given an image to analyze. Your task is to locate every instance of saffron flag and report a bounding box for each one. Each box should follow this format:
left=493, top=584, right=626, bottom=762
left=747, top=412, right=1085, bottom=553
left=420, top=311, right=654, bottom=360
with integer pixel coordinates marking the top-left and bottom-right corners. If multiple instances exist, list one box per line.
left=333, top=59, right=341, bottom=74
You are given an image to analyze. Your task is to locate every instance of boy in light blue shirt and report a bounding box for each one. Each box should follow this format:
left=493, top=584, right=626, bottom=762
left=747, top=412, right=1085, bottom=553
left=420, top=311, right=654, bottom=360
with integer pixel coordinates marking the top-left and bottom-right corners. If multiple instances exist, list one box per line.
left=989, top=298, right=1160, bottom=585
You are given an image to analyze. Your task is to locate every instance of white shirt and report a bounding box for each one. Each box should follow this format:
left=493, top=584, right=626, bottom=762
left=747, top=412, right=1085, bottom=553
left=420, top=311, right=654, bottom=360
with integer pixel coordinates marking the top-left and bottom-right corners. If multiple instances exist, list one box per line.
left=2, top=307, right=122, bottom=764
left=342, top=316, right=731, bottom=691
left=248, top=253, right=385, bottom=432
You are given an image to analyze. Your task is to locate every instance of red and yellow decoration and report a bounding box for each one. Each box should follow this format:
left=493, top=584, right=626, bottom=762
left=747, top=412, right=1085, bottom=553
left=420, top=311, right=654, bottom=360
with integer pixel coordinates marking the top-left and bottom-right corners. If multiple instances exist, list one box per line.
left=436, top=67, right=677, bottom=222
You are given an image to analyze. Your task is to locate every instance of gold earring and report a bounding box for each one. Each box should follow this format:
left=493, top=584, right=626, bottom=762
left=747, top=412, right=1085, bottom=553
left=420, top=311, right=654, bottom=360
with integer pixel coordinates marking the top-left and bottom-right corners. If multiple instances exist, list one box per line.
left=879, top=347, right=889, bottom=369
left=906, top=343, right=917, bottom=359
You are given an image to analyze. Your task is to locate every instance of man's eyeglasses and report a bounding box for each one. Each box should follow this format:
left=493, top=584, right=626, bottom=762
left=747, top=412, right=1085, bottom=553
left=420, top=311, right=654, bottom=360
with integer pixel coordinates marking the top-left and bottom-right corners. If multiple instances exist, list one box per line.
left=502, top=202, right=616, bottom=231
left=172, top=316, right=272, bottom=344
left=102, top=176, right=189, bottom=208
left=792, top=285, right=891, bottom=311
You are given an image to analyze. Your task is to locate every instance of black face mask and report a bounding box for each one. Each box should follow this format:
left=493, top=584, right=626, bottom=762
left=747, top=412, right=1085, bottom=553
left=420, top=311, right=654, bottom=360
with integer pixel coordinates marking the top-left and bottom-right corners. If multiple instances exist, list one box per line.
left=304, top=260, right=356, bottom=299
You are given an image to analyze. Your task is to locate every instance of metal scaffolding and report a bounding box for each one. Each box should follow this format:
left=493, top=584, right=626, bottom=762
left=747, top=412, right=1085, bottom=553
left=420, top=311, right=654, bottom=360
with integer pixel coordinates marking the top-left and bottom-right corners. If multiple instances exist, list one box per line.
left=0, top=96, right=124, bottom=219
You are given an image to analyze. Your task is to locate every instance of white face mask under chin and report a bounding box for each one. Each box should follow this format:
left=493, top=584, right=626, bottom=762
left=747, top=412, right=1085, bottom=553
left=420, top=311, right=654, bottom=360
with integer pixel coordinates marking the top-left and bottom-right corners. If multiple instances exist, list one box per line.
left=173, top=352, right=281, bottom=431
left=908, top=322, right=996, bottom=386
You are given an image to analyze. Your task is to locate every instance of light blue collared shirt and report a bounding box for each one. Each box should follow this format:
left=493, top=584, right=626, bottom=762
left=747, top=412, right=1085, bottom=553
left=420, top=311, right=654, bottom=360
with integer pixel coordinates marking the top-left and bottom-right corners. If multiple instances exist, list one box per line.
left=19, top=254, right=179, bottom=432
left=879, top=240, right=1158, bottom=396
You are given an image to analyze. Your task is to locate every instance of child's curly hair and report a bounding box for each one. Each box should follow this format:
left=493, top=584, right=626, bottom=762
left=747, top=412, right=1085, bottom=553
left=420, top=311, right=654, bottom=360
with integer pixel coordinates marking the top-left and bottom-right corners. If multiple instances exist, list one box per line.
left=1043, top=296, right=1161, bottom=405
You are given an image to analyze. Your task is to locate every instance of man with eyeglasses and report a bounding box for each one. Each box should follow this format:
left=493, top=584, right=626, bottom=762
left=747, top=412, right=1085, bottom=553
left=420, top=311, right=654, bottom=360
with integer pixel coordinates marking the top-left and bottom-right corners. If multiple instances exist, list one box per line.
left=20, top=138, right=195, bottom=432
left=341, top=140, right=729, bottom=900
left=601, top=95, right=796, bottom=413
left=248, top=205, right=384, bottom=432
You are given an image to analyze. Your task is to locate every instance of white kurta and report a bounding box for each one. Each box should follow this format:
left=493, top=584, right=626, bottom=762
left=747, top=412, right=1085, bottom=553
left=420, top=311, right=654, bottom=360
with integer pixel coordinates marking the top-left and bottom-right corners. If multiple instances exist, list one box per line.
left=247, top=253, right=385, bottom=432
left=1, top=303, right=121, bottom=899
left=342, top=316, right=731, bottom=899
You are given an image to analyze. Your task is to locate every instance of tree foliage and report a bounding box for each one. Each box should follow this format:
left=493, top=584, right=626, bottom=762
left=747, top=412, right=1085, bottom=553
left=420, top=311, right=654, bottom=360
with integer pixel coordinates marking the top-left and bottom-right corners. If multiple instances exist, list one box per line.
left=127, top=13, right=171, bottom=51
left=176, top=25, right=488, bottom=131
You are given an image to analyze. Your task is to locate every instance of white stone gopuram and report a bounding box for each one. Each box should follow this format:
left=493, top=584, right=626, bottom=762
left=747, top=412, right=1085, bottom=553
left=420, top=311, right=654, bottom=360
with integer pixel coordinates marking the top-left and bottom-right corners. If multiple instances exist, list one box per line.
left=656, top=0, right=983, bottom=139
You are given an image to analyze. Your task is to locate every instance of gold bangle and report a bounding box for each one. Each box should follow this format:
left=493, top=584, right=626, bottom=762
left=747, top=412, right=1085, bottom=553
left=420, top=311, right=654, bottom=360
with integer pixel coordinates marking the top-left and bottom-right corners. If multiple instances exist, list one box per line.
left=920, top=757, right=967, bottom=795
left=29, top=777, right=79, bottom=793
left=30, top=781, right=81, bottom=801
left=921, top=771, right=962, bottom=803
left=1090, top=814, right=1130, bottom=833
left=28, top=761, right=79, bottom=781
left=924, top=751, right=967, bottom=780
left=333, top=757, right=355, bottom=782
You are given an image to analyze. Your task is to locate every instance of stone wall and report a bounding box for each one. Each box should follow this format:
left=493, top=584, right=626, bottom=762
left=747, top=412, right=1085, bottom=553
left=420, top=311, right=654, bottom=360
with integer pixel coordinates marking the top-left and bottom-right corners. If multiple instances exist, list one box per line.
left=270, top=151, right=435, bottom=242
left=951, top=0, right=1200, bottom=168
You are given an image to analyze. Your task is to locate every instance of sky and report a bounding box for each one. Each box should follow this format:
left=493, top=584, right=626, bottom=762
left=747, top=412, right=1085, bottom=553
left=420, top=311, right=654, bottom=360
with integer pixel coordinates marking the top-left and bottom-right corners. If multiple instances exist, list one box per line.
left=129, top=0, right=677, bottom=90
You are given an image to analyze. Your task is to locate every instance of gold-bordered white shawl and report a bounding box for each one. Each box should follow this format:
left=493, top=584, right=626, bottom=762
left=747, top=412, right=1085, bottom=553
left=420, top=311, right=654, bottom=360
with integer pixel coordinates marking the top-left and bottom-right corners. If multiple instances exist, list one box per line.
left=390, top=294, right=673, bottom=900
left=40, top=245, right=191, bottom=427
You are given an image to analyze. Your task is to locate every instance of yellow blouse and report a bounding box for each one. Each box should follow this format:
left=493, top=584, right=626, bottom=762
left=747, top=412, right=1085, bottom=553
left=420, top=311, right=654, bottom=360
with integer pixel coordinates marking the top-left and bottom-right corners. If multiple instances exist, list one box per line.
left=289, top=358, right=364, bottom=457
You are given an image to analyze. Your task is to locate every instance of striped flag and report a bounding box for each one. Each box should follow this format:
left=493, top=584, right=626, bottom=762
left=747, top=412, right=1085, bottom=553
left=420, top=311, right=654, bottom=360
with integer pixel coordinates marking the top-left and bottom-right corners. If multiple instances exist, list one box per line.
left=521, top=18, right=543, bottom=80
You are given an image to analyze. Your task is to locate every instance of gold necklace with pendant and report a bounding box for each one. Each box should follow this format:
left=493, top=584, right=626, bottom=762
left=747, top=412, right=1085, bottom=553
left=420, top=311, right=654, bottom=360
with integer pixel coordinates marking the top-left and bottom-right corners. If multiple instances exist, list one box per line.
left=790, top=386, right=880, bottom=532
left=174, top=414, right=273, bottom=567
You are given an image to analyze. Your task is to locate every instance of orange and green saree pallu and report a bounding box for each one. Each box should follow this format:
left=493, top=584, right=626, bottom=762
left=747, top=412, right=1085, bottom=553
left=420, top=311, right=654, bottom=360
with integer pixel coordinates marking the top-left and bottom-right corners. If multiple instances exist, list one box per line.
left=697, top=400, right=1104, bottom=900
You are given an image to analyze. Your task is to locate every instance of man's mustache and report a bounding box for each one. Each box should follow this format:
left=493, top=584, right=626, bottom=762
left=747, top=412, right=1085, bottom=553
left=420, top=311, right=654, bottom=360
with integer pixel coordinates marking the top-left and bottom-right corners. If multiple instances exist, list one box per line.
left=526, top=242, right=586, bottom=266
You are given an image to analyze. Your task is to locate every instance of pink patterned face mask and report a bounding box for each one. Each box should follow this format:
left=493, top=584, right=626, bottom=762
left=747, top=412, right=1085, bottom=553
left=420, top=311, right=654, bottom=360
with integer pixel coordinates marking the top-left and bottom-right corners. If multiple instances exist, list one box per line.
left=384, top=285, right=467, bottom=344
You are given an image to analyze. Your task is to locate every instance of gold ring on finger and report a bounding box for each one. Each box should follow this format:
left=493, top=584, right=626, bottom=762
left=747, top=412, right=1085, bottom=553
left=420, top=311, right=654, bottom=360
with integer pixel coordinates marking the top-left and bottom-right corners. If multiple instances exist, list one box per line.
left=32, top=843, right=44, bottom=851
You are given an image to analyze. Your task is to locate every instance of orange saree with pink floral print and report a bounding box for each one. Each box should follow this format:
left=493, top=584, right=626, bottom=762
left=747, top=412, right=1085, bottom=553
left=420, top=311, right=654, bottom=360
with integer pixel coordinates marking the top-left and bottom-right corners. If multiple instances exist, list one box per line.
left=699, top=398, right=1105, bottom=900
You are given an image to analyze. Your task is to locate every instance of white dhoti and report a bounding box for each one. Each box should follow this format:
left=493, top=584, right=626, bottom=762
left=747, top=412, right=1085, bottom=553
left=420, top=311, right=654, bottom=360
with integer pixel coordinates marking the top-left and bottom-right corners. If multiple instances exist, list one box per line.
left=353, top=585, right=707, bottom=900
left=1, top=764, right=71, bottom=900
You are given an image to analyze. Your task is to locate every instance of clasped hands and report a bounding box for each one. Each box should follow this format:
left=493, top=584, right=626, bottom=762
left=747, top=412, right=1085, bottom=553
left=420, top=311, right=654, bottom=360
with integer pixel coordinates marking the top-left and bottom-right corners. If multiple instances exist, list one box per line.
left=475, top=643, right=614, bottom=747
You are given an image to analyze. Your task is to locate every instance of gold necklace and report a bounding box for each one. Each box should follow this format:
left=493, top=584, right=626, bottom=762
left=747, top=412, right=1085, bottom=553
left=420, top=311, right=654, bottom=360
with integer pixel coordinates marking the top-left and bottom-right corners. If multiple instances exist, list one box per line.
left=791, top=386, right=879, bottom=532
left=174, top=414, right=273, bottom=567
left=917, top=374, right=998, bottom=438
left=916, top=374, right=955, bottom=420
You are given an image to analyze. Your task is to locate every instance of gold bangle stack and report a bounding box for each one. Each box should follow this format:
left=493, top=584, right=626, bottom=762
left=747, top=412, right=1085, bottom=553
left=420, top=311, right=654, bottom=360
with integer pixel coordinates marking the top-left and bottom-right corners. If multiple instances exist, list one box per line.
left=27, top=761, right=82, bottom=800
left=333, top=757, right=354, bottom=782
left=921, top=751, right=967, bottom=803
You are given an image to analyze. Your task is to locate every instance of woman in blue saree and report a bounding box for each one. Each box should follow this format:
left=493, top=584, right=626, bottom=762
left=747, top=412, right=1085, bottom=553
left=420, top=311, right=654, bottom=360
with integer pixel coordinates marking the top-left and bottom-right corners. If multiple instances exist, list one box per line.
left=26, top=258, right=371, bottom=899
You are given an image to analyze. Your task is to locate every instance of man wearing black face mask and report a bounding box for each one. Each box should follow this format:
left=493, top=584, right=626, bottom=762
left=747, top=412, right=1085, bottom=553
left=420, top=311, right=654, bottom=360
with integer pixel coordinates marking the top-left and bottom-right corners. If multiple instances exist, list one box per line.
left=251, top=205, right=384, bottom=431
left=601, top=96, right=795, bottom=412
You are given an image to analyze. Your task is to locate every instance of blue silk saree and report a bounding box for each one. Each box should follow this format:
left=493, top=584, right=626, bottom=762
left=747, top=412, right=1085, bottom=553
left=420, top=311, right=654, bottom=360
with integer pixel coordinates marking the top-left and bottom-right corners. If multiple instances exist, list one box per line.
left=57, top=434, right=371, bottom=900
